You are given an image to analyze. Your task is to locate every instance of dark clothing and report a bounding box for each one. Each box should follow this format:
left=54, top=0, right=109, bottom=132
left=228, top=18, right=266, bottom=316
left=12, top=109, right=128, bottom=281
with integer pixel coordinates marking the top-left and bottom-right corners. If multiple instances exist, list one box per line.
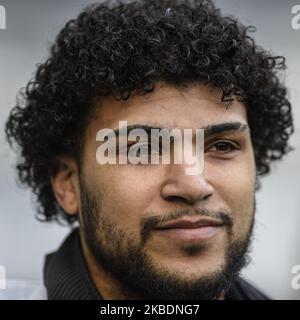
left=43, top=228, right=269, bottom=300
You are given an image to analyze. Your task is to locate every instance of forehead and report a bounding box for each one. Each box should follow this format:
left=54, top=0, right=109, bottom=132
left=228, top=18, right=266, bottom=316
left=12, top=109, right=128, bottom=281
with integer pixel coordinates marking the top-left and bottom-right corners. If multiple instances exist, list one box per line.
left=89, top=82, right=248, bottom=131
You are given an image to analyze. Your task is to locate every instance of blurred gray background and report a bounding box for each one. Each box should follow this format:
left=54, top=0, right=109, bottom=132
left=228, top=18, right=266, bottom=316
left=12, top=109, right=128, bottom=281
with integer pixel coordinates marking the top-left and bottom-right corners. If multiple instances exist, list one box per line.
left=0, top=0, right=299, bottom=299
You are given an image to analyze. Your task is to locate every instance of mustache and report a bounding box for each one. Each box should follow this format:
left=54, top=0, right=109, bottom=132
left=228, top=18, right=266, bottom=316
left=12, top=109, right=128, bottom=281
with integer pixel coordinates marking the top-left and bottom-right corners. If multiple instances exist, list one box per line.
left=140, top=207, right=233, bottom=245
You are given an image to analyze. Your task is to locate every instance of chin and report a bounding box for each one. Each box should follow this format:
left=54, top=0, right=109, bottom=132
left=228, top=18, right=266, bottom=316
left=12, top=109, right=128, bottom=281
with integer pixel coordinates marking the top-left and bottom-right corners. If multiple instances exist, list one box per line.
left=154, top=254, right=226, bottom=278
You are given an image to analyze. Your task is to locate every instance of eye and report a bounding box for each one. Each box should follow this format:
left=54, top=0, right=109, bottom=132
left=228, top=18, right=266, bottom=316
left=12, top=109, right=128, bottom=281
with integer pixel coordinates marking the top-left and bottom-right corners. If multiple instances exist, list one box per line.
left=207, top=141, right=239, bottom=154
left=135, top=144, right=151, bottom=157
left=137, top=143, right=162, bottom=156
left=124, top=142, right=162, bottom=157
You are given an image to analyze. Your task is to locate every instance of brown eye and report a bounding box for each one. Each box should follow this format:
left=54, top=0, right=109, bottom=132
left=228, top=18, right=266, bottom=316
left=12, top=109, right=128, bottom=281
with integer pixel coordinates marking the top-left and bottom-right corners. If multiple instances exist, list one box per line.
left=209, top=141, right=238, bottom=153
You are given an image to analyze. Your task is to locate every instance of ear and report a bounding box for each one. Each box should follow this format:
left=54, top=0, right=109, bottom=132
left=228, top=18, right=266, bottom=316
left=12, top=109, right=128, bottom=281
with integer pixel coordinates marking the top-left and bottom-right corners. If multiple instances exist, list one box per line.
left=50, top=156, right=80, bottom=216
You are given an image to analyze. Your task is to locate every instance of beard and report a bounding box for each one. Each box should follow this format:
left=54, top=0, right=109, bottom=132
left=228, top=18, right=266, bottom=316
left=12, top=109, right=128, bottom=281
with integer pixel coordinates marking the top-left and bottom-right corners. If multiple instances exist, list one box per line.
left=79, top=175, right=254, bottom=300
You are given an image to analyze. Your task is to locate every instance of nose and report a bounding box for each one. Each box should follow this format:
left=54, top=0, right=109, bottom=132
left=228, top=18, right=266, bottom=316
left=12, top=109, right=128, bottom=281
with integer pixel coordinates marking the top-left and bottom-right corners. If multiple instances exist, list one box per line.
left=161, top=164, right=214, bottom=205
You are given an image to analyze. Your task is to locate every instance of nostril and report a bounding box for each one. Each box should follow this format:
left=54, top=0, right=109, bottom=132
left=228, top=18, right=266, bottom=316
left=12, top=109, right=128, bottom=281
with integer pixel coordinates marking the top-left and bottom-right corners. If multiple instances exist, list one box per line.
left=163, top=195, right=187, bottom=204
left=202, top=194, right=212, bottom=201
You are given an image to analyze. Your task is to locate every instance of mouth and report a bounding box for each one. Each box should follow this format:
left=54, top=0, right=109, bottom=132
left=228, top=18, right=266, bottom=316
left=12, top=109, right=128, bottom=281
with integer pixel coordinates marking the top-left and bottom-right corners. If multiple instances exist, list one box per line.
left=154, top=217, right=223, bottom=242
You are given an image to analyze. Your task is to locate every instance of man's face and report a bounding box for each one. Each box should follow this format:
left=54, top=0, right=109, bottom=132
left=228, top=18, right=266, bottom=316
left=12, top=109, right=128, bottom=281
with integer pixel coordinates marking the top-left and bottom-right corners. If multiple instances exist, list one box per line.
left=78, top=82, right=256, bottom=299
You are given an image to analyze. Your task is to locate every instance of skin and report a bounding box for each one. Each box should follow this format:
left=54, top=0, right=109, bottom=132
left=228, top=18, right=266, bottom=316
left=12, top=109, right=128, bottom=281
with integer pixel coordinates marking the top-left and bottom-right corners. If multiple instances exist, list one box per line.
left=51, top=82, right=256, bottom=299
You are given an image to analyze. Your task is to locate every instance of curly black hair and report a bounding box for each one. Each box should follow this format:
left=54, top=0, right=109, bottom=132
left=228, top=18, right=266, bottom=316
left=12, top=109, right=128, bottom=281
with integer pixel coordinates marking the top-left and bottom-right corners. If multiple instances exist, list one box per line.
left=5, top=0, right=293, bottom=224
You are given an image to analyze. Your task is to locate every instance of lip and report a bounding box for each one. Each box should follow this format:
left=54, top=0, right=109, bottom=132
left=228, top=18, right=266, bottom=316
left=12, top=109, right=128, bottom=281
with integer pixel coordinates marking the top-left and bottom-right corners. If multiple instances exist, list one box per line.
left=155, top=217, right=223, bottom=230
left=154, top=217, right=223, bottom=242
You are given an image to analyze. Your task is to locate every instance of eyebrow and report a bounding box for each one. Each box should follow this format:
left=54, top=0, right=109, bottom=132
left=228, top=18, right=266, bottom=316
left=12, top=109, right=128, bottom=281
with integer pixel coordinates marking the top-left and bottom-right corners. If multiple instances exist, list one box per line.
left=204, top=122, right=249, bottom=138
left=107, top=121, right=249, bottom=139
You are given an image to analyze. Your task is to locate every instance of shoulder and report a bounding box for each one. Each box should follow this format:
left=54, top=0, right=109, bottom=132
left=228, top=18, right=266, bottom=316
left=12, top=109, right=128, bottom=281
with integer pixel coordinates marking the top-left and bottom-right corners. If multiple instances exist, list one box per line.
left=226, top=276, right=271, bottom=300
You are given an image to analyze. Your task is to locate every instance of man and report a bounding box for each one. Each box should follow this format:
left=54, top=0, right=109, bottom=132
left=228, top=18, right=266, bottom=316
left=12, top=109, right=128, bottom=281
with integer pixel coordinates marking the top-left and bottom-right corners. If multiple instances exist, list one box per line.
left=5, top=0, right=293, bottom=300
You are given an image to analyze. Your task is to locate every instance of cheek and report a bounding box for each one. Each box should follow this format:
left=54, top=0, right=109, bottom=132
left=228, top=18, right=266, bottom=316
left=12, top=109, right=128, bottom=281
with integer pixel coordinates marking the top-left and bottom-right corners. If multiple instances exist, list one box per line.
left=92, top=165, right=163, bottom=233
left=207, top=157, right=255, bottom=233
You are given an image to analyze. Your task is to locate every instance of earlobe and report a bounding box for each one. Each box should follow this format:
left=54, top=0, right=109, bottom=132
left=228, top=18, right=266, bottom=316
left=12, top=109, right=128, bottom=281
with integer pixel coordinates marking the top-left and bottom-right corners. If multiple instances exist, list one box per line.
left=50, top=157, right=80, bottom=216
